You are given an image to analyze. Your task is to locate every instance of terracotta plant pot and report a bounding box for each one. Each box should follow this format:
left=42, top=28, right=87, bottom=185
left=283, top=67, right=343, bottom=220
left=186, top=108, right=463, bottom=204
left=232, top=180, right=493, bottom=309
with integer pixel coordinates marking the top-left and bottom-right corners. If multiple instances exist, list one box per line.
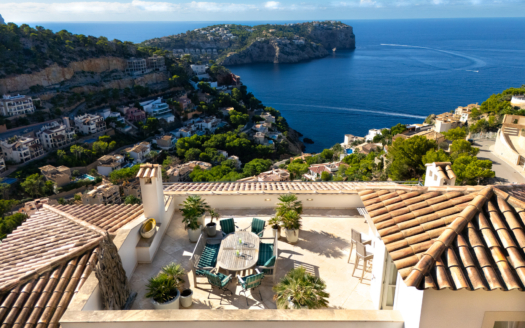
left=285, top=229, right=299, bottom=243
left=188, top=226, right=202, bottom=242
left=151, top=289, right=180, bottom=310
left=206, top=222, right=217, bottom=237
left=140, top=218, right=156, bottom=239
left=180, top=289, right=193, bottom=308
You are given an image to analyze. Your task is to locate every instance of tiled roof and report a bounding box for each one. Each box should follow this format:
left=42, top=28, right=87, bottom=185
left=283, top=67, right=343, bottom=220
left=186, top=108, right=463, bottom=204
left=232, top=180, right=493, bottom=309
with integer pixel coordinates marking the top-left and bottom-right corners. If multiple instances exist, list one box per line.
left=359, top=184, right=525, bottom=291
left=0, top=208, right=103, bottom=293
left=0, top=200, right=138, bottom=327
left=136, top=164, right=161, bottom=178
left=52, top=204, right=144, bottom=234
left=164, top=181, right=398, bottom=194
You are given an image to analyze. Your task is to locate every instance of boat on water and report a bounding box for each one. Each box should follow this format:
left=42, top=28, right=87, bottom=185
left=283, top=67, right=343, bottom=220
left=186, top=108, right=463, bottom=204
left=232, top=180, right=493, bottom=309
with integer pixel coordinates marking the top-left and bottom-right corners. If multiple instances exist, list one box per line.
left=332, top=48, right=337, bottom=52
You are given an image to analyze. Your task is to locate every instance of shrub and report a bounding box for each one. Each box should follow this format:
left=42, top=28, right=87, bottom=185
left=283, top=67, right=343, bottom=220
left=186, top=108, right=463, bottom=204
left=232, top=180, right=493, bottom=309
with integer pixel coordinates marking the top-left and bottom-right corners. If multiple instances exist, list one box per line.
left=273, top=267, right=329, bottom=309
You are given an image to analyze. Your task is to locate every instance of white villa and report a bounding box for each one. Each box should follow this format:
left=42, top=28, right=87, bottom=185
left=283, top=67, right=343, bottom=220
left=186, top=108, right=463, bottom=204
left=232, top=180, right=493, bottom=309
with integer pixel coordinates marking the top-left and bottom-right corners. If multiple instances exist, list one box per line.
left=2, top=163, right=525, bottom=328
left=365, top=129, right=384, bottom=142
left=140, top=98, right=175, bottom=123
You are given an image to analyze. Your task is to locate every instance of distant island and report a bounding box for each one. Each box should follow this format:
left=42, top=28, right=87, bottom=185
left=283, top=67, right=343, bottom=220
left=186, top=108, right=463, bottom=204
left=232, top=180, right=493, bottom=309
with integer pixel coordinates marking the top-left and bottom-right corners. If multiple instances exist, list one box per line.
left=142, top=21, right=356, bottom=65
left=0, top=14, right=4, bottom=25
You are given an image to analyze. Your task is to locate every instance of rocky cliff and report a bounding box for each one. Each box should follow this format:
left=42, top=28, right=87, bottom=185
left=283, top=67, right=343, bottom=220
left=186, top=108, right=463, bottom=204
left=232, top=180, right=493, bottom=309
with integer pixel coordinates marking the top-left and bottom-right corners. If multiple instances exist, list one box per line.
left=219, top=26, right=355, bottom=66
left=0, top=14, right=5, bottom=25
left=0, top=56, right=168, bottom=94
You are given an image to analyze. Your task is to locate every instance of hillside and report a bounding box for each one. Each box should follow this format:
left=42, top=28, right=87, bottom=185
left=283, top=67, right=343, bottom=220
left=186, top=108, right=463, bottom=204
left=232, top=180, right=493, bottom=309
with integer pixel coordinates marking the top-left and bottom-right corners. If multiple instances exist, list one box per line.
left=142, top=21, right=356, bottom=65
left=0, top=23, right=174, bottom=94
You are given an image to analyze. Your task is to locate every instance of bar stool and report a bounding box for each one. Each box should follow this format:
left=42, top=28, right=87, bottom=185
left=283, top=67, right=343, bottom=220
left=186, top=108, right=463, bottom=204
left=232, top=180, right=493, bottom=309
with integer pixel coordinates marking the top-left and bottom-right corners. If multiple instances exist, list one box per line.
left=352, top=241, right=374, bottom=282
left=347, top=229, right=372, bottom=263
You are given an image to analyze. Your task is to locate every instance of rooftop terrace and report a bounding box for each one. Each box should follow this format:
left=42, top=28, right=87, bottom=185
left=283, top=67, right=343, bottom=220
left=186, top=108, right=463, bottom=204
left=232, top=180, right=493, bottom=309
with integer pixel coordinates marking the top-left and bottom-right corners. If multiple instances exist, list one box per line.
left=129, top=209, right=375, bottom=310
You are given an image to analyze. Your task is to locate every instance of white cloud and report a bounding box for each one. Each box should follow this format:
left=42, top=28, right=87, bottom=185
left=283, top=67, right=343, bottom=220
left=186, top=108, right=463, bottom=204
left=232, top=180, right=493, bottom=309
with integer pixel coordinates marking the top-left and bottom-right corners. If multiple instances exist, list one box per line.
left=264, top=1, right=281, bottom=9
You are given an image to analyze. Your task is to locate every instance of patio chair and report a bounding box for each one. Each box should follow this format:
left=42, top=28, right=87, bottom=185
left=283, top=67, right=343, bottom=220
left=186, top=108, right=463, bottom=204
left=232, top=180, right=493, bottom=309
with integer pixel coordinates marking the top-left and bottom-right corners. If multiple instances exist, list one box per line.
left=237, top=269, right=265, bottom=306
left=242, top=218, right=266, bottom=237
left=256, top=234, right=278, bottom=282
left=347, top=228, right=372, bottom=263
left=203, top=268, right=233, bottom=296
left=352, top=241, right=374, bottom=283
left=219, top=218, right=238, bottom=235
left=189, top=233, right=221, bottom=287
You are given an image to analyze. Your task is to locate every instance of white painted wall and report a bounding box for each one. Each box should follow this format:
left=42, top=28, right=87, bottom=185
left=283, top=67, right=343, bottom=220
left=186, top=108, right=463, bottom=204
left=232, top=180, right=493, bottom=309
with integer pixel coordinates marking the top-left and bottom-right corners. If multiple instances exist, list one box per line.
left=418, top=288, right=525, bottom=328
left=370, top=238, right=387, bottom=309
left=140, top=169, right=165, bottom=223
left=393, top=275, right=424, bottom=328
left=97, top=166, right=114, bottom=177
left=169, top=193, right=364, bottom=210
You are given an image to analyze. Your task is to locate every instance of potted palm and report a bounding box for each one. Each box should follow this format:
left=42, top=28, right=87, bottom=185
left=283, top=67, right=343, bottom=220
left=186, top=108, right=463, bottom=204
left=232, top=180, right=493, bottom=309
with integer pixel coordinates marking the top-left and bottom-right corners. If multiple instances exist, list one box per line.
left=273, top=267, right=329, bottom=309
left=146, top=262, right=185, bottom=310
left=180, top=195, right=210, bottom=242
left=205, top=208, right=220, bottom=237
left=281, top=210, right=302, bottom=243
left=275, top=194, right=303, bottom=243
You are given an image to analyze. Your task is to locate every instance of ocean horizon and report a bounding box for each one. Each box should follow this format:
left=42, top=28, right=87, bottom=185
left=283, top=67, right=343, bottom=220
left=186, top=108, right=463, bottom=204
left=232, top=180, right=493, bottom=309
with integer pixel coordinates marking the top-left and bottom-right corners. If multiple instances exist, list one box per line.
left=20, top=18, right=525, bottom=152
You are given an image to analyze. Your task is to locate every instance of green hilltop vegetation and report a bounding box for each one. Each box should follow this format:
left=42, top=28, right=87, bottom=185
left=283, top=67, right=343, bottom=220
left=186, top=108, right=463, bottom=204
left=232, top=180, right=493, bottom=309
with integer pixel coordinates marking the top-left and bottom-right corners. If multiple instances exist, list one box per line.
left=141, top=21, right=351, bottom=61
left=0, top=22, right=166, bottom=77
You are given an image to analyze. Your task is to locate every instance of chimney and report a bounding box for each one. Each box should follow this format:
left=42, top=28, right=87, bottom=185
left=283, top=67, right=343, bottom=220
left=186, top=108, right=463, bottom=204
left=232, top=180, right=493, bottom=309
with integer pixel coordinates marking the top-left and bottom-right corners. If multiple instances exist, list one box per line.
left=424, top=162, right=456, bottom=187
left=136, top=164, right=165, bottom=223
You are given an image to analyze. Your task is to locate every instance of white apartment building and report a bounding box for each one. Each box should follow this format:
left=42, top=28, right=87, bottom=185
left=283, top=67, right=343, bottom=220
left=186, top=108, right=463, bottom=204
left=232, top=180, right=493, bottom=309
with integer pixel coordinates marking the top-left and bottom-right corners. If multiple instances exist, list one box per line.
left=190, top=64, right=208, bottom=75
left=0, top=94, right=36, bottom=117
left=35, top=121, right=75, bottom=150
left=74, top=114, right=106, bottom=135
left=0, top=136, right=44, bottom=163
left=140, top=98, right=175, bottom=123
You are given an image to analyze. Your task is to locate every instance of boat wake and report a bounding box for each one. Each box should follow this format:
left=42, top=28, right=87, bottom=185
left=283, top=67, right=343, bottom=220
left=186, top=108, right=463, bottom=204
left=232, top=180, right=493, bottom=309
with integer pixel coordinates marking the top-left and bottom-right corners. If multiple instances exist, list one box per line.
left=268, top=103, right=427, bottom=119
left=381, top=43, right=486, bottom=72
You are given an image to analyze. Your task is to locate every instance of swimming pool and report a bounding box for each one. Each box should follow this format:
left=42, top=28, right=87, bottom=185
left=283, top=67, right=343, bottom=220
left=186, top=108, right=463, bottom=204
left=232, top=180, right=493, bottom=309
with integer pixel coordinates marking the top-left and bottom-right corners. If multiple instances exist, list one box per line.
left=78, top=174, right=95, bottom=181
left=346, top=149, right=353, bottom=154
left=83, top=138, right=97, bottom=144
left=1, top=178, right=18, bottom=184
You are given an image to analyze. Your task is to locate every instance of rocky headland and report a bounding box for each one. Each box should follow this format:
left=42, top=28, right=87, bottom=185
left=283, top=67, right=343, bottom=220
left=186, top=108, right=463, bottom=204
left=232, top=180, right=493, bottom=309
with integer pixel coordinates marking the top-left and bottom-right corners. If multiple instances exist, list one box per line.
left=220, top=26, right=355, bottom=65
left=0, top=14, right=5, bottom=25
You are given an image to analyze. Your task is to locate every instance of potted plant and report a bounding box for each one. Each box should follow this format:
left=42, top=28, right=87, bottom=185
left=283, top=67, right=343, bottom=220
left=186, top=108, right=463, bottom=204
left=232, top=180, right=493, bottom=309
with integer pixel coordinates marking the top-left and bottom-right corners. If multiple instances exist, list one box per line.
left=281, top=209, right=302, bottom=243
left=180, top=195, right=210, bottom=242
left=273, top=267, right=329, bottom=309
left=275, top=194, right=303, bottom=243
left=268, top=217, right=281, bottom=239
left=146, top=263, right=185, bottom=310
left=206, top=208, right=220, bottom=237
left=140, top=218, right=156, bottom=239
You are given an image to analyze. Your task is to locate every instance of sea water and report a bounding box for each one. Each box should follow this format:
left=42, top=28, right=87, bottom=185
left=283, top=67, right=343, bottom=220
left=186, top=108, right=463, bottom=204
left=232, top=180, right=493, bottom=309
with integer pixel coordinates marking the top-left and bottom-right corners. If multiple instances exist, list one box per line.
left=24, top=18, right=525, bottom=152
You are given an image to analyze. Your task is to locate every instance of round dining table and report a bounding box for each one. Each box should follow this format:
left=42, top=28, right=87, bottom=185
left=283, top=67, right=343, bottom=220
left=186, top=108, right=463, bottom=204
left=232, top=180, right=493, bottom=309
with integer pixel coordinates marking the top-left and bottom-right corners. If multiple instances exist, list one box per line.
left=217, top=230, right=260, bottom=273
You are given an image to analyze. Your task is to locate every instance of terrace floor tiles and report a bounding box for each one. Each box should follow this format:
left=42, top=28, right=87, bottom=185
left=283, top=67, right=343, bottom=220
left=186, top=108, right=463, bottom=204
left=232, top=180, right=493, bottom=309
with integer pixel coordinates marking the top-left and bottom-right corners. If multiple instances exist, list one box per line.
left=129, top=209, right=374, bottom=310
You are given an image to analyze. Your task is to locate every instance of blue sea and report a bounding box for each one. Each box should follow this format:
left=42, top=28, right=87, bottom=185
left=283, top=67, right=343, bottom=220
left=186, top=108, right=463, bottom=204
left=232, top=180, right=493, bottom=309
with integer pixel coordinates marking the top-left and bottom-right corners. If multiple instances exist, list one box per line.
left=24, top=18, right=525, bottom=152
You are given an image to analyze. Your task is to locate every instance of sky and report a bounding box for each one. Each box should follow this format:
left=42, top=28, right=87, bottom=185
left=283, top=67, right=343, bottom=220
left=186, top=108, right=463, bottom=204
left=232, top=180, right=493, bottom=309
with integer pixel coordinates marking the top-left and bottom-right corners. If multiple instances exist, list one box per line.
left=1, top=0, right=524, bottom=22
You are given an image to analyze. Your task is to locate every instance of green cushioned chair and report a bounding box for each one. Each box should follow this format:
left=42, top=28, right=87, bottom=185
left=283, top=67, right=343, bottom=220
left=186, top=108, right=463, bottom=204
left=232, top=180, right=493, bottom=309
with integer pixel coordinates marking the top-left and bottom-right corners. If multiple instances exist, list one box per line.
left=203, top=269, right=233, bottom=295
left=237, top=269, right=265, bottom=305
left=220, top=218, right=236, bottom=235
left=256, top=235, right=278, bottom=282
left=195, top=243, right=220, bottom=276
left=243, top=218, right=266, bottom=237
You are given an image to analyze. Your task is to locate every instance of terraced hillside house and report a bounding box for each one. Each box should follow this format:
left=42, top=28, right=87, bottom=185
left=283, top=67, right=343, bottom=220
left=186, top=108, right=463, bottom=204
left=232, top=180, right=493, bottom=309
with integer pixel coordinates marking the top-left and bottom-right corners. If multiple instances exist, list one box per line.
left=35, top=120, right=75, bottom=150
left=0, top=94, right=35, bottom=117
left=126, top=142, right=151, bottom=163
left=74, top=114, right=106, bottom=135
left=40, top=165, right=72, bottom=187
left=433, top=112, right=462, bottom=133
left=455, top=103, right=480, bottom=123
left=97, top=154, right=124, bottom=176
left=165, top=161, right=212, bottom=182
left=495, top=114, right=525, bottom=165
left=0, top=135, right=44, bottom=163
left=0, top=202, right=144, bottom=328
left=81, top=183, right=121, bottom=205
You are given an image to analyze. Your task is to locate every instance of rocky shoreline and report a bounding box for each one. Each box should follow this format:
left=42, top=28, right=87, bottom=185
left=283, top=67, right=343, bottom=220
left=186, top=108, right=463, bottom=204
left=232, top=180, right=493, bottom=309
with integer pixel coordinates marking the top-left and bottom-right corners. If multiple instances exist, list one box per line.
left=219, top=27, right=355, bottom=66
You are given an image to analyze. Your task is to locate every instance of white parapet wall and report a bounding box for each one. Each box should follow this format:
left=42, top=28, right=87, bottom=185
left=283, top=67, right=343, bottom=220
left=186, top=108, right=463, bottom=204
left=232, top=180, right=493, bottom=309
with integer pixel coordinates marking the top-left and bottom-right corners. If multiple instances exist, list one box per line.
left=169, top=193, right=364, bottom=210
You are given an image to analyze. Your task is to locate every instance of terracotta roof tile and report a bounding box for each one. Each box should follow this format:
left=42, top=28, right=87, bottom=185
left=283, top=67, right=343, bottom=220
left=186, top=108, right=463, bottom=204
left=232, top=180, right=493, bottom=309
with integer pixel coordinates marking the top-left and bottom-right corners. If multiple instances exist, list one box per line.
left=360, top=184, right=525, bottom=292
left=163, top=181, right=398, bottom=194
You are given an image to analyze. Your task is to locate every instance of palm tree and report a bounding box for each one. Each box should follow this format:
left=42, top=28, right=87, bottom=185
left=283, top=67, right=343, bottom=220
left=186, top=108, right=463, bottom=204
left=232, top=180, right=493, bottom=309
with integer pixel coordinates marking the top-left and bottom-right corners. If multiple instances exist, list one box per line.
left=273, top=267, right=329, bottom=309
left=275, top=194, right=303, bottom=217
left=179, top=195, right=210, bottom=230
